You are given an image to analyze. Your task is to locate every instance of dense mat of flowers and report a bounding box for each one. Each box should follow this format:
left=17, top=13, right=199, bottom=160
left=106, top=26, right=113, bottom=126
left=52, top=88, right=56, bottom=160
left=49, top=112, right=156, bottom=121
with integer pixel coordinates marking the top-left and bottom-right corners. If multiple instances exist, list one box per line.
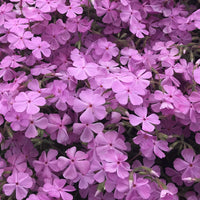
left=1, top=0, right=200, bottom=199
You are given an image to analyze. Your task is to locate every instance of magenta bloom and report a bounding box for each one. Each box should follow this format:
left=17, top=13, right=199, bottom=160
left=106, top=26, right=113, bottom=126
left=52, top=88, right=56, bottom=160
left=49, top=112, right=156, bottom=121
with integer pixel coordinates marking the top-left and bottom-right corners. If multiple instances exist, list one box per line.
left=73, top=121, right=104, bottom=143
left=43, top=178, right=75, bottom=200
left=112, top=80, right=145, bottom=106
left=36, top=0, right=58, bottom=13
left=95, top=38, right=119, bottom=61
left=13, top=91, right=46, bottom=115
left=104, top=150, right=130, bottom=179
left=33, top=149, right=59, bottom=178
left=95, top=131, right=127, bottom=159
left=96, top=0, right=118, bottom=24
left=129, top=107, right=160, bottom=132
left=73, top=89, right=106, bottom=123
left=126, top=173, right=151, bottom=199
left=58, top=146, right=90, bottom=180
left=57, top=2, right=83, bottom=18
left=46, top=113, right=71, bottom=145
left=5, top=110, right=29, bottom=131
left=0, top=3, right=15, bottom=26
left=68, top=56, right=99, bottom=80
left=3, top=171, right=33, bottom=200
left=25, top=113, right=48, bottom=138
left=8, top=30, right=33, bottom=50
left=174, top=148, right=200, bottom=180
left=27, top=37, right=51, bottom=59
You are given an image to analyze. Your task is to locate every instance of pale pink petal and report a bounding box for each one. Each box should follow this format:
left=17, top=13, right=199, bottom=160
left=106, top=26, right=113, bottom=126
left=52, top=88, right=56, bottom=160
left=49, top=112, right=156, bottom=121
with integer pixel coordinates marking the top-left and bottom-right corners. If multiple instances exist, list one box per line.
left=27, top=103, right=40, bottom=114
left=63, top=164, right=77, bottom=180
left=129, top=114, right=142, bottom=126
left=25, top=124, right=38, bottom=138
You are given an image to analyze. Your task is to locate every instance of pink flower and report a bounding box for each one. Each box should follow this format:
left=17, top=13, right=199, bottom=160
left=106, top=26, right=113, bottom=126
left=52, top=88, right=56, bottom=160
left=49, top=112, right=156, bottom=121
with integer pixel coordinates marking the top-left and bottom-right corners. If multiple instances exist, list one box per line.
left=96, top=0, right=118, bottom=24
left=1, top=55, right=25, bottom=69
left=5, top=109, right=29, bottom=131
left=174, top=149, right=200, bottom=180
left=66, top=16, right=93, bottom=33
left=36, top=0, right=58, bottom=13
left=68, top=56, right=99, bottom=80
left=33, top=149, right=59, bottom=178
left=7, top=153, right=27, bottom=173
left=4, top=18, right=29, bottom=33
left=26, top=37, right=51, bottom=59
left=129, top=107, right=160, bottom=132
left=133, top=130, right=169, bottom=159
left=8, top=30, right=33, bottom=50
left=126, top=173, right=151, bottom=199
left=95, top=131, right=127, bottom=159
left=57, top=3, right=83, bottom=18
left=46, top=80, right=73, bottom=111
left=120, top=47, right=142, bottom=67
left=25, top=113, right=48, bottom=138
left=3, top=171, right=33, bottom=200
left=46, top=114, right=71, bottom=145
left=112, top=81, right=144, bottom=106
left=95, top=38, right=119, bottom=61
left=73, top=121, right=104, bottom=143
left=0, top=3, right=15, bottom=26
left=73, top=89, right=106, bottom=123
left=13, top=91, right=46, bottom=115
left=31, top=63, right=56, bottom=76
left=104, top=150, right=130, bottom=179
left=43, top=178, right=75, bottom=200
left=58, top=147, right=90, bottom=180
left=42, top=22, right=70, bottom=50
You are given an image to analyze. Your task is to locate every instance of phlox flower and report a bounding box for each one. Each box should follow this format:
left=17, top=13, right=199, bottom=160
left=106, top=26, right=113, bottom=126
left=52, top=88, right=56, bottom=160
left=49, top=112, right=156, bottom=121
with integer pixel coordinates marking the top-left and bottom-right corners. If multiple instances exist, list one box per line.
left=153, top=85, right=190, bottom=115
left=43, top=178, right=75, bottom=200
left=4, top=18, right=29, bottom=34
left=33, top=149, right=59, bottom=178
left=27, top=192, right=50, bottom=200
left=173, top=148, right=200, bottom=180
left=103, top=150, right=130, bottom=179
left=26, top=37, right=51, bottom=59
left=46, top=80, right=74, bottom=111
left=36, top=0, right=58, bottom=13
left=42, top=22, right=70, bottom=50
left=96, top=0, right=118, bottom=24
left=68, top=56, right=99, bottom=80
left=25, top=113, right=48, bottom=138
left=5, top=109, right=29, bottom=131
left=73, top=121, right=104, bottom=143
left=46, top=113, right=71, bottom=145
left=13, top=91, right=46, bottom=115
left=57, top=2, right=83, bottom=18
left=120, top=47, right=142, bottom=67
left=8, top=30, right=33, bottom=50
left=73, top=89, right=106, bottom=123
left=66, top=16, right=93, bottom=33
left=7, top=152, right=27, bottom=173
left=118, top=173, right=151, bottom=199
left=129, top=107, right=160, bottom=132
left=0, top=3, right=15, bottom=26
left=73, top=172, right=94, bottom=190
left=112, top=81, right=144, bottom=106
left=3, top=171, right=33, bottom=200
left=133, top=130, right=169, bottom=159
left=31, top=63, right=56, bottom=76
left=95, top=131, right=127, bottom=159
left=58, top=146, right=90, bottom=180
left=95, top=38, right=119, bottom=61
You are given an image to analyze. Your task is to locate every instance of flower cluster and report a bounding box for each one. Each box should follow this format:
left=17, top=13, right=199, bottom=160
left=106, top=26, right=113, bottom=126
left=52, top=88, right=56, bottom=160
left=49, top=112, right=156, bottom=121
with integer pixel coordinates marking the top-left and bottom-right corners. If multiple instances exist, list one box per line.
left=0, top=0, right=200, bottom=199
